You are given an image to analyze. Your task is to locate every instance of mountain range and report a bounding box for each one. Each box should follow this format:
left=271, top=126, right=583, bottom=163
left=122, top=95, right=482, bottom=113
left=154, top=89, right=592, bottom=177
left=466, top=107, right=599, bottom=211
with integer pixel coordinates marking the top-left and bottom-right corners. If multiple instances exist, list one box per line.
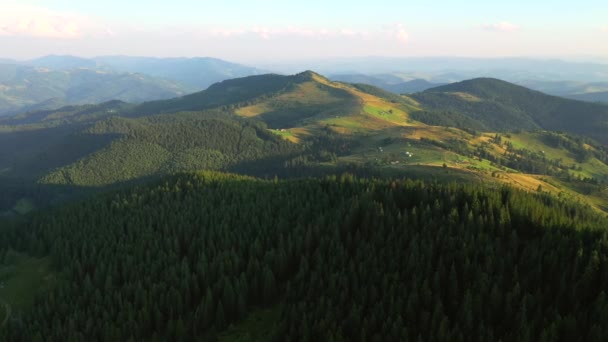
left=330, top=74, right=446, bottom=94
left=0, top=56, right=264, bottom=116
left=3, top=55, right=608, bottom=118
left=2, top=68, right=608, bottom=340
left=329, top=72, right=608, bottom=105
left=2, top=70, right=608, bottom=214
left=516, top=80, right=608, bottom=103
left=261, top=57, right=608, bottom=83
left=0, top=63, right=194, bottom=116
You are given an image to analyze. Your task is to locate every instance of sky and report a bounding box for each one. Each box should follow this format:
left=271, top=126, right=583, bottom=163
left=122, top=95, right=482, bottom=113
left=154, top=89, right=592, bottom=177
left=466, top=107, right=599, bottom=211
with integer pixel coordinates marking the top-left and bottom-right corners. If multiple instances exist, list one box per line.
left=0, top=0, right=607, bottom=62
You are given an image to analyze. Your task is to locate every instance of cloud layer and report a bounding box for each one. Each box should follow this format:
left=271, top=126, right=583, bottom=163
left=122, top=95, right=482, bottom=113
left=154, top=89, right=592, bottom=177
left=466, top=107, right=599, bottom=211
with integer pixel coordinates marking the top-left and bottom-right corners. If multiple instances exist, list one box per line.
left=0, top=4, right=91, bottom=38
left=0, top=3, right=411, bottom=49
left=2, top=3, right=604, bottom=61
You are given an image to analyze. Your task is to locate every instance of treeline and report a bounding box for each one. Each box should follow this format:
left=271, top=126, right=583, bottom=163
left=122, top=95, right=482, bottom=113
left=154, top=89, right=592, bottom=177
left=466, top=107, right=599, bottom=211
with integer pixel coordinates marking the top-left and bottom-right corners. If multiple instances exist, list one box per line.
left=540, top=131, right=608, bottom=164
left=412, top=91, right=541, bottom=132
left=410, top=110, right=486, bottom=132
left=488, top=134, right=608, bottom=186
left=422, top=131, right=607, bottom=186
left=1, top=172, right=608, bottom=341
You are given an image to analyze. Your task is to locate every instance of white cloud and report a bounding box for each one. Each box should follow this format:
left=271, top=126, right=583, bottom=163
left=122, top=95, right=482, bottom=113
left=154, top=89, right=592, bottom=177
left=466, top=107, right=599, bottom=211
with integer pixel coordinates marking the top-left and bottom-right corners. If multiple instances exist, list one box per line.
left=482, top=22, right=519, bottom=32
left=0, top=4, right=97, bottom=39
left=392, top=24, right=410, bottom=43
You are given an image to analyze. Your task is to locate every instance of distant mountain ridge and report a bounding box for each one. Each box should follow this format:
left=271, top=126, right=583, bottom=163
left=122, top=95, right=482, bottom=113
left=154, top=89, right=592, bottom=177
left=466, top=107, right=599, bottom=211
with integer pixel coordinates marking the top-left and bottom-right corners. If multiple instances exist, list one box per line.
left=567, top=91, right=608, bottom=103
left=24, top=55, right=265, bottom=89
left=91, top=56, right=265, bottom=89
left=0, top=55, right=266, bottom=116
left=517, top=80, right=608, bottom=104
left=331, top=74, right=446, bottom=94
left=0, top=63, right=194, bottom=116
left=265, top=57, right=608, bottom=83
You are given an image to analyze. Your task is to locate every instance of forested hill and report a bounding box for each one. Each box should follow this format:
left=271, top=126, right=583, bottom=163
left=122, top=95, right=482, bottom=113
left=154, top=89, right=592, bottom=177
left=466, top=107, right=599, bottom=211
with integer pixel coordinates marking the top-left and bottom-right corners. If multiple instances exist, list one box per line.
left=3, top=71, right=341, bottom=124
left=413, top=78, right=608, bottom=143
left=132, top=73, right=297, bottom=117
left=1, top=112, right=300, bottom=187
left=0, top=70, right=378, bottom=188
left=1, top=172, right=608, bottom=340
left=3, top=71, right=608, bottom=215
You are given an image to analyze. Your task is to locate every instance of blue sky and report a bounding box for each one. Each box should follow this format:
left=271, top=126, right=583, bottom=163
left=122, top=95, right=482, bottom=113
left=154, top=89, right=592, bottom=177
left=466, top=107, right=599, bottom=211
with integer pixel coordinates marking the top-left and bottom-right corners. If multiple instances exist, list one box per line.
left=0, top=0, right=606, bottom=61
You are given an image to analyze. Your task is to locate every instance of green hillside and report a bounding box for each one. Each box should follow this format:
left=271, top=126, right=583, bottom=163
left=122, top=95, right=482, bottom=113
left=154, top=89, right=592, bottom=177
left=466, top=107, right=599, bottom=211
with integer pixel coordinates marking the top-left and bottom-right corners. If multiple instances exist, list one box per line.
left=2, top=172, right=608, bottom=340
left=1, top=72, right=608, bottom=214
left=48, top=114, right=298, bottom=186
left=3, top=112, right=297, bottom=187
left=413, top=78, right=608, bottom=143
left=0, top=70, right=419, bottom=185
left=132, top=73, right=296, bottom=117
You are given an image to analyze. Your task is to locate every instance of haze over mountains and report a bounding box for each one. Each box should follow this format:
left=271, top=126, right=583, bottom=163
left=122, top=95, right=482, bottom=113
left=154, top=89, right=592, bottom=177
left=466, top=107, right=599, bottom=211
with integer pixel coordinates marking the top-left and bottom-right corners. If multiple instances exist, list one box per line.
left=329, top=74, right=447, bottom=94
left=2, top=55, right=608, bottom=117
left=0, top=56, right=264, bottom=116
left=322, top=58, right=608, bottom=103
left=0, top=63, right=194, bottom=116
left=22, top=55, right=265, bottom=89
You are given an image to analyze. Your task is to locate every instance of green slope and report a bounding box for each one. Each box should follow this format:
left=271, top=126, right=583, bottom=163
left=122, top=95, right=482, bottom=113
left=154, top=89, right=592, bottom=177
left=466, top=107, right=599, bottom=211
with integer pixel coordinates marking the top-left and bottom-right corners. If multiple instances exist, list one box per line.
left=131, top=73, right=294, bottom=117
left=1, top=72, right=608, bottom=214
left=413, top=78, right=608, bottom=143
left=36, top=113, right=299, bottom=186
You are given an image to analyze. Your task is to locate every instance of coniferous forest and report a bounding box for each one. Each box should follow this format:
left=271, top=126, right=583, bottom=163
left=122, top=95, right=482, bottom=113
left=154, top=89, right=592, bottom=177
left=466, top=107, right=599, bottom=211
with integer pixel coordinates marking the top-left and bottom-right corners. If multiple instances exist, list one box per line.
left=2, top=172, right=608, bottom=341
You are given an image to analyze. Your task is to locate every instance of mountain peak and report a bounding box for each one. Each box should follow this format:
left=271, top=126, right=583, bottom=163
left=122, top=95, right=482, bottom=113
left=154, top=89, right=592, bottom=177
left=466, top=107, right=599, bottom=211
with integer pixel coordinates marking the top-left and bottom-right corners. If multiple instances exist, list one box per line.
left=414, top=77, right=608, bottom=143
left=294, top=70, right=326, bottom=82
left=425, top=77, right=519, bottom=93
left=423, top=77, right=550, bottom=100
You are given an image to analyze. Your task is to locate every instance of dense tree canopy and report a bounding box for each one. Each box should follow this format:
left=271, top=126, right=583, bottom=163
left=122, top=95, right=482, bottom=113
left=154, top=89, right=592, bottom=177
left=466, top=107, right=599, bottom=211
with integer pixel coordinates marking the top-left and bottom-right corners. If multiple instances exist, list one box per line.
left=1, top=172, right=608, bottom=341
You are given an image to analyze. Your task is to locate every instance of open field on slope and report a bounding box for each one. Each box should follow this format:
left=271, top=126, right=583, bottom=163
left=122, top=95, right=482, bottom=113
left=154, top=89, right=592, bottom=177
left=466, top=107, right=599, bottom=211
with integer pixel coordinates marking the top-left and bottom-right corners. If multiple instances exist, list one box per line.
left=235, top=73, right=425, bottom=141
